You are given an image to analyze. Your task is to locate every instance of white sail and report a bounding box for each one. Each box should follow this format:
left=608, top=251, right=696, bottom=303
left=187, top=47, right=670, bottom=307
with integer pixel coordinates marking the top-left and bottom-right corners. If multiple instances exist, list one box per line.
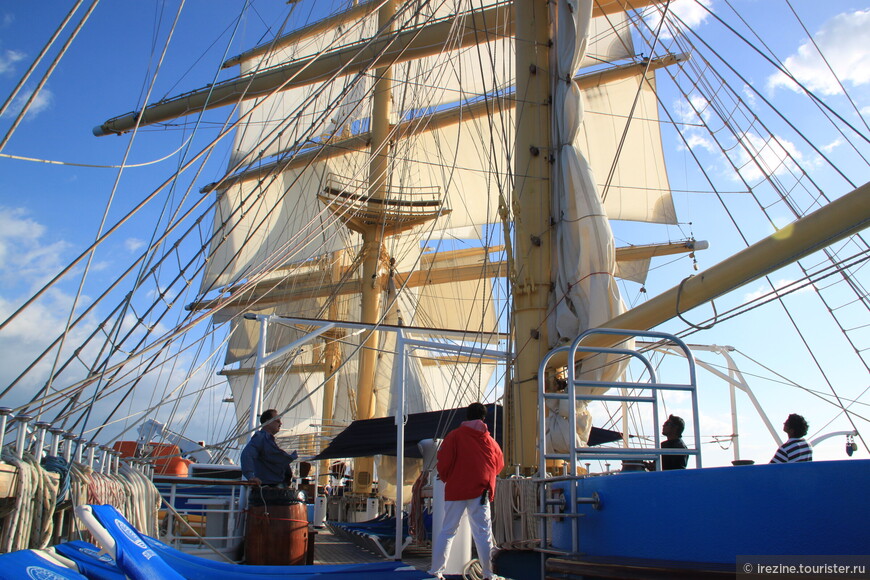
left=579, top=72, right=676, bottom=224
left=224, top=357, right=325, bottom=436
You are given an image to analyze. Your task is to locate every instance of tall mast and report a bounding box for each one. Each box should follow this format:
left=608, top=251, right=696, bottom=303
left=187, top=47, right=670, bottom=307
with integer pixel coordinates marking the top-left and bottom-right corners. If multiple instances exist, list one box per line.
left=353, top=0, right=397, bottom=494
left=509, top=0, right=552, bottom=472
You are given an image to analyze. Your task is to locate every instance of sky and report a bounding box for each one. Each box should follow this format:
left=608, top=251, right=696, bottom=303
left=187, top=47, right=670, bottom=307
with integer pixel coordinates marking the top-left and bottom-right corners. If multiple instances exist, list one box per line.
left=0, top=0, right=868, bottom=469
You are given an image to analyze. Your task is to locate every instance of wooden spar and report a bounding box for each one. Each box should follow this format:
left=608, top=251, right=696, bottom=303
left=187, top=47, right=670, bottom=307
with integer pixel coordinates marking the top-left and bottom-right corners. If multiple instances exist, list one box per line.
left=352, top=0, right=397, bottom=495
left=222, top=0, right=653, bottom=70
left=509, top=0, right=551, bottom=472
left=199, top=53, right=688, bottom=194
left=547, top=180, right=870, bottom=367
left=93, top=0, right=663, bottom=136
left=222, top=1, right=383, bottom=69
left=184, top=241, right=703, bottom=312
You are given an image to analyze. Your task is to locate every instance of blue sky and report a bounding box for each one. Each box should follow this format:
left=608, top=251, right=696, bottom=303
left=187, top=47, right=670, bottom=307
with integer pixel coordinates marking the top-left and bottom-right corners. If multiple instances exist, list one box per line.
left=0, top=0, right=868, bottom=466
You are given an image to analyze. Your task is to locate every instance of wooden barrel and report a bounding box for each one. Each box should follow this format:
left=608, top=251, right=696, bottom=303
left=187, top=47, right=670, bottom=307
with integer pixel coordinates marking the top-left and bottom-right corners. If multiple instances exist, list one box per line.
left=245, top=501, right=308, bottom=565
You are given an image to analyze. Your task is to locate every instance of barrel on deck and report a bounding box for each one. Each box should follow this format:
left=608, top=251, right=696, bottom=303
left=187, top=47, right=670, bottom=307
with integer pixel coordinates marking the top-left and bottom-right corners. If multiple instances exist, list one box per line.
left=245, top=492, right=308, bottom=565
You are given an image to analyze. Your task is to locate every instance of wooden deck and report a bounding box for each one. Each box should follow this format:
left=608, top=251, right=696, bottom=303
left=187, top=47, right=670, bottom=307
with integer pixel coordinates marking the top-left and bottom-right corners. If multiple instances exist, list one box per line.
left=311, top=526, right=434, bottom=572
left=311, top=529, right=523, bottom=579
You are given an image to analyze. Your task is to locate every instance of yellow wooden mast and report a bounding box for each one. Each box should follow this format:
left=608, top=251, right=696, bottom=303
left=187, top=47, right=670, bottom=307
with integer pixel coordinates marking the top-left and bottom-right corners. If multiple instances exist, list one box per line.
left=509, top=0, right=553, bottom=472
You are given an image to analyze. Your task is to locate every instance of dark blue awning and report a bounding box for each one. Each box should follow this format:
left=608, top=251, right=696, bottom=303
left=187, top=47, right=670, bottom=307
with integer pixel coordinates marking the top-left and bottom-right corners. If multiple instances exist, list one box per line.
left=313, top=404, right=621, bottom=460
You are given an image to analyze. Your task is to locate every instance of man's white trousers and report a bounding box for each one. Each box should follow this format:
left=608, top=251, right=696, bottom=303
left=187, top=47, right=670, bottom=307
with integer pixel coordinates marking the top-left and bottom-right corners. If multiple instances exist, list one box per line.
left=429, top=498, right=494, bottom=579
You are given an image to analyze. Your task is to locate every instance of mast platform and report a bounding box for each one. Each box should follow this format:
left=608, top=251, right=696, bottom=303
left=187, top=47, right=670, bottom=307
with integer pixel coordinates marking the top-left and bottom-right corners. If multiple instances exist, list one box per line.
left=319, top=174, right=451, bottom=235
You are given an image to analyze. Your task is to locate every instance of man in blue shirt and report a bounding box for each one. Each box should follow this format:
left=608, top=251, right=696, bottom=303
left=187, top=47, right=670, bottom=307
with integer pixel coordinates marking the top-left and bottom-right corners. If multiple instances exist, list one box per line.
left=241, top=409, right=298, bottom=486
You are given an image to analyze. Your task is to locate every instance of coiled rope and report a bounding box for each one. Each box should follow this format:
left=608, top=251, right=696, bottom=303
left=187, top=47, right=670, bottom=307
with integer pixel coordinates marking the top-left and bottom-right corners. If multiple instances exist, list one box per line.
left=0, top=454, right=161, bottom=550
left=492, top=476, right=538, bottom=550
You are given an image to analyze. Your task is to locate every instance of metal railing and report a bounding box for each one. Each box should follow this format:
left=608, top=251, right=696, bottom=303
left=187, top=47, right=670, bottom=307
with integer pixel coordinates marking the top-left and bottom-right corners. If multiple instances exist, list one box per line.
left=154, top=475, right=247, bottom=561
left=536, top=328, right=701, bottom=555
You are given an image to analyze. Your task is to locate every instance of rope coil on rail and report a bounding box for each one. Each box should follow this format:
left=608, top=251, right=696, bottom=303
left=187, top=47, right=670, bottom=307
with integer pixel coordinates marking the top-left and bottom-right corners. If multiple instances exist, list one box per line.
left=0, top=454, right=161, bottom=551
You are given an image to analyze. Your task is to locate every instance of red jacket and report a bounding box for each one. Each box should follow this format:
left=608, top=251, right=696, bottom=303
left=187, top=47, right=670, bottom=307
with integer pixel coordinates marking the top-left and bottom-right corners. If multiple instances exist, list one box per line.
left=437, top=420, right=504, bottom=501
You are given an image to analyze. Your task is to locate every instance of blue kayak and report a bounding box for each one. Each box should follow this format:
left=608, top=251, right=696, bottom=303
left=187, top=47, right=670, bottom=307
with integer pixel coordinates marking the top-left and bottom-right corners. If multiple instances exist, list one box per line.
left=70, top=504, right=433, bottom=580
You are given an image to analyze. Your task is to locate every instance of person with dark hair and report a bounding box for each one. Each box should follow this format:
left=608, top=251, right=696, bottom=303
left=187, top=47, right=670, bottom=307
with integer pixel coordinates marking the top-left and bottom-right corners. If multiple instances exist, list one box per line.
left=429, top=403, right=504, bottom=580
left=240, top=409, right=298, bottom=486
left=661, top=414, right=688, bottom=470
left=770, top=414, right=812, bottom=463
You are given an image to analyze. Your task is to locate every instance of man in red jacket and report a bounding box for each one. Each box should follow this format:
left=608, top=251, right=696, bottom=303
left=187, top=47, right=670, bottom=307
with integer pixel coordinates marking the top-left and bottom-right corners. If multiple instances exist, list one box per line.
left=429, top=403, right=505, bottom=580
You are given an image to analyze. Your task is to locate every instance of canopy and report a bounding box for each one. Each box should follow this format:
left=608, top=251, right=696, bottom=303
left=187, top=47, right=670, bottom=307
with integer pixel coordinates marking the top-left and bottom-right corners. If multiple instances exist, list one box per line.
left=314, top=404, right=621, bottom=460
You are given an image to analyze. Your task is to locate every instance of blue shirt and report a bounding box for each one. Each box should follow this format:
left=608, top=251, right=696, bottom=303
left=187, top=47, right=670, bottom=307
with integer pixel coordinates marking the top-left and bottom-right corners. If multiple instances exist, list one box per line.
left=240, top=430, right=298, bottom=484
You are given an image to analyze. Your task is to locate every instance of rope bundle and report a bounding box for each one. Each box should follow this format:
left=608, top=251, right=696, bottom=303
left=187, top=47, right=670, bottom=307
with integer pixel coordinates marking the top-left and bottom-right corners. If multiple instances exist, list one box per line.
left=492, top=476, right=538, bottom=550
left=0, top=452, right=56, bottom=551
left=0, top=456, right=161, bottom=551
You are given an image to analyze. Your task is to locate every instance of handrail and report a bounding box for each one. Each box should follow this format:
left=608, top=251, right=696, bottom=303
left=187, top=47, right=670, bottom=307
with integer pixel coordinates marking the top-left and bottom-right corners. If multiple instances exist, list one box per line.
left=537, top=328, right=702, bottom=555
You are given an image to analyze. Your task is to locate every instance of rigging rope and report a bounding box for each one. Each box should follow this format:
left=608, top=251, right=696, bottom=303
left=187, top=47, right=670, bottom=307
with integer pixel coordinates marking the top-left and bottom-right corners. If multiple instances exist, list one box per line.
left=0, top=137, right=194, bottom=168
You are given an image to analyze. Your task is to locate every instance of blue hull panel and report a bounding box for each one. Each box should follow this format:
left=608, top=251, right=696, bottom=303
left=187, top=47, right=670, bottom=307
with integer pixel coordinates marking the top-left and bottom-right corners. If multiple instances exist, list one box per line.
left=551, top=459, right=870, bottom=563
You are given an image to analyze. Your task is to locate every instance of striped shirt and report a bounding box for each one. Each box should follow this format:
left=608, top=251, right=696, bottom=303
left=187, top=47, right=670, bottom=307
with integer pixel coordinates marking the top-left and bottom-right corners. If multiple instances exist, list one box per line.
left=770, top=437, right=813, bottom=463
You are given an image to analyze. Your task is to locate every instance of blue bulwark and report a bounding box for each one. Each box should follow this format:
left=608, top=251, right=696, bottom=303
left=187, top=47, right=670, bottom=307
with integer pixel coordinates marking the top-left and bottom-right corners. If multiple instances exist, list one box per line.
left=550, top=459, right=870, bottom=564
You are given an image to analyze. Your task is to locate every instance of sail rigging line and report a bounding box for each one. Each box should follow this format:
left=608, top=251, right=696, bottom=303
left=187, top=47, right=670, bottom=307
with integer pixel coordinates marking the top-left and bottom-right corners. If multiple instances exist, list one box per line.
left=0, top=0, right=100, bottom=152
left=223, top=0, right=389, bottom=68
left=0, top=137, right=195, bottom=168
left=672, top=251, right=870, bottom=338
left=0, top=90, right=254, bottom=337
left=685, top=350, right=870, bottom=416
left=70, top=328, right=234, bottom=445
left=645, top=15, right=870, bottom=388
left=642, top=62, right=750, bottom=249
left=0, top=0, right=87, bottom=120
left=674, top=275, right=717, bottom=330
left=19, top=281, right=240, bottom=426
left=4, top=0, right=392, bottom=341
left=192, top=2, right=450, bottom=295
left=668, top=251, right=870, bottom=449
left=730, top=347, right=870, bottom=449
left=42, top=310, right=234, bottom=438
left=780, top=2, right=870, bottom=138
left=672, top=10, right=865, bottom=188
left=7, top=179, right=229, bottom=412
left=660, top=35, right=870, bottom=379
left=79, top=0, right=282, bottom=439
left=599, top=0, right=671, bottom=204
left=655, top=25, right=870, bottom=378
left=723, top=0, right=870, bottom=147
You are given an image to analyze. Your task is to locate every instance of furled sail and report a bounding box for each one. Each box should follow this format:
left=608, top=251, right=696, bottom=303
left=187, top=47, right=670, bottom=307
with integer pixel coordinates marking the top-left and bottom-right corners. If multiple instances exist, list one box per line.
left=548, top=0, right=629, bottom=449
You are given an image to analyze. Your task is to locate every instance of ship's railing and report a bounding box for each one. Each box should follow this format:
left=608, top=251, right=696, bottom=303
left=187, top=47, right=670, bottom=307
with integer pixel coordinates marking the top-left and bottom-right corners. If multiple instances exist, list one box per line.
left=535, top=328, right=701, bottom=556
left=153, top=475, right=246, bottom=562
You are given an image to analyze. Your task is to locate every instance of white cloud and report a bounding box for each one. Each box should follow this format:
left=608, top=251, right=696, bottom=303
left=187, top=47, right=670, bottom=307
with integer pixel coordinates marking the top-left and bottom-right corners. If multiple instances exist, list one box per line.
left=647, top=0, right=713, bottom=38
left=822, top=138, right=843, bottom=153
left=124, top=238, right=146, bottom=253
left=0, top=207, right=69, bottom=291
left=673, top=95, right=712, bottom=125
left=1, top=86, right=53, bottom=120
left=683, top=132, right=718, bottom=153
left=767, top=9, right=870, bottom=96
left=0, top=48, right=24, bottom=74
left=741, top=84, right=757, bottom=107
left=669, top=0, right=713, bottom=29
left=731, top=132, right=802, bottom=183
left=742, top=278, right=815, bottom=304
